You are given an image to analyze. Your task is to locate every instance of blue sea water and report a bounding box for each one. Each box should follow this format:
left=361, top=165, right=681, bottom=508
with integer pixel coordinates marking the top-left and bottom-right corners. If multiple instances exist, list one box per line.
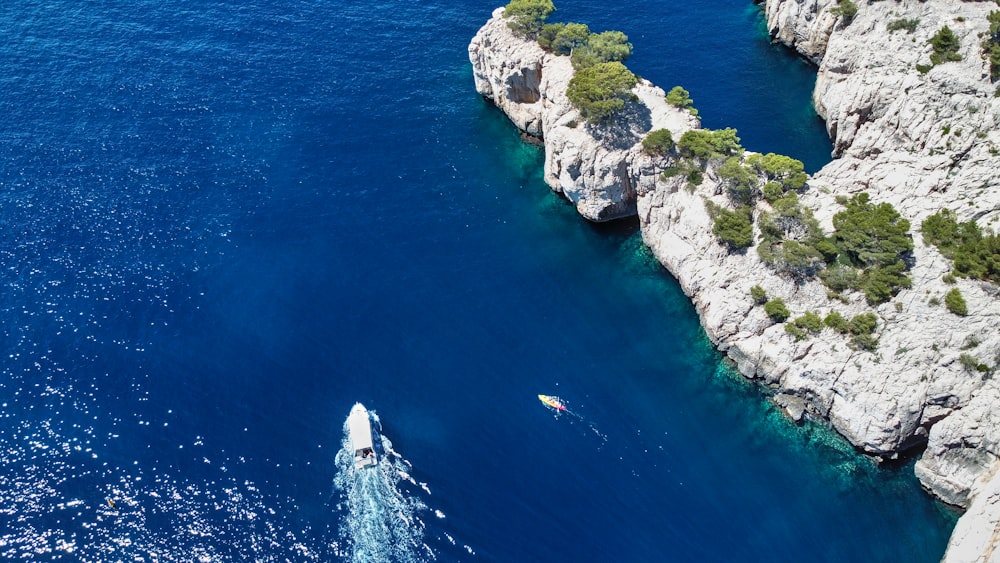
left=0, top=0, right=954, bottom=561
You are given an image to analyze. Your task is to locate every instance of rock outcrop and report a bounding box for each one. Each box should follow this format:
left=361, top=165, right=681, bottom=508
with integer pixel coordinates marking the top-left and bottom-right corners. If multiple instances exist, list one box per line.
left=471, top=2, right=1000, bottom=559
left=943, top=465, right=1000, bottom=563
left=469, top=8, right=698, bottom=221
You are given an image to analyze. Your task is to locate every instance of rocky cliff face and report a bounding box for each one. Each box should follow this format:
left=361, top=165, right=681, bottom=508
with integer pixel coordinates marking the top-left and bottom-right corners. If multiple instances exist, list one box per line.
left=761, top=1, right=1000, bottom=559
left=471, top=2, right=1000, bottom=558
left=943, top=466, right=1000, bottom=563
left=469, top=8, right=699, bottom=221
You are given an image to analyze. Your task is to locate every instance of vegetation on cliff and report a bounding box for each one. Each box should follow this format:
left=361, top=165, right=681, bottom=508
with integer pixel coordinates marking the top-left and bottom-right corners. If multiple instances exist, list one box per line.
left=706, top=203, right=753, bottom=250
left=517, top=0, right=636, bottom=121
left=829, top=0, right=858, bottom=26
left=537, top=22, right=589, bottom=54
left=887, top=18, right=919, bottom=34
left=915, top=25, right=964, bottom=73
left=665, top=86, right=698, bottom=116
left=565, top=61, right=638, bottom=124
left=828, top=193, right=913, bottom=304
left=984, top=10, right=1000, bottom=80
left=677, top=128, right=741, bottom=160
left=758, top=193, right=828, bottom=279
left=502, top=0, right=555, bottom=38
left=921, top=209, right=1000, bottom=283
left=570, top=31, right=633, bottom=70
left=641, top=129, right=675, bottom=155
left=930, top=26, right=963, bottom=65
left=538, top=23, right=634, bottom=71
left=946, top=287, right=969, bottom=316
left=672, top=121, right=911, bottom=310
left=764, top=298, right=790, bottom=322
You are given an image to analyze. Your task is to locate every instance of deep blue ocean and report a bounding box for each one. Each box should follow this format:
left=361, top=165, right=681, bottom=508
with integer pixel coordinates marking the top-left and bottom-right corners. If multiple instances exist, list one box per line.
left=0, top=0, right=956, bottom=561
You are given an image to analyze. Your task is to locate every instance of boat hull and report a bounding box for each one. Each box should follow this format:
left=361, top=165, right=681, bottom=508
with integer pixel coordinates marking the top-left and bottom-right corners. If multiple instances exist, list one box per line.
left=538, top=394, right=566, bottom=411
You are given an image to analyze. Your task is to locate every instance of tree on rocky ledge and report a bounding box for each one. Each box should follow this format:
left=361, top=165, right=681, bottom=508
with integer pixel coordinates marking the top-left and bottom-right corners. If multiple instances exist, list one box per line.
left=565, top=61, right=638, bottom=124
left=929, top=25, right=962, bottom=65
left=570, top=30, right=633, bottom=70
left=829, top=0, right=858, bottom=26
left=830, top=193, right=913, bottom=304
left=537, top=22, right=589, bottom=54
left=710, top=205, right=754, bottom=251
left=641, top=129, right=675, bottom=156
left=665, top=86, right=697, bottom=115
left=677, top=128, right=742, bottom=161
left=503, top=0, right=555, bottom=38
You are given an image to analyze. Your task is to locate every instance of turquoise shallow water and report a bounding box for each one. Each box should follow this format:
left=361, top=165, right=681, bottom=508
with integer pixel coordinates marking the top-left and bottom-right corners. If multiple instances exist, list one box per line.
left=0, top=0, right=954, bottom=560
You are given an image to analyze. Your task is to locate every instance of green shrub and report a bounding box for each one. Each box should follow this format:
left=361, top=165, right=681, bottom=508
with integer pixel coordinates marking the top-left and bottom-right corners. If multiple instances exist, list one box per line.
left=815, top=239, right=839, bottom=263
left=852, top=333, right=879, bottom=352
left=785, top=323, right=808, bottom=341
left=953, top=234, right=1000, bottom=282
left=756, top=194, right=828, bottom=279
left=988, top=12, right=1000, bottom=79
left=945, top=287, right=968, bottom=315
left=824, top=311, right=850, bottom=333
left=958, top=352, right=991, bottom=374
left=537, top=23, right=564, bottom=51
left=566, top=61, right=638, bottom=124
left=823, top=193, right=912, bottom=302
left=887, top=18, right=919, bottom=33
left=959, top=353, right=978, bottom=372
left=747, top=153, right=807, bottom=192
left=666, top=86, right=697, bottom=115
left=762, top=182, right=783, bottom=203
left=849, top=312, right=878, bottom=336
left=860, top=263, right=912, bottom=305
left=503, top=0, right=555, bottom=37
left=794, top=311, right=824, bottom=333
left=990, top=10, right=1000, bottom=42
left=819, top=263, right=858, bottom=292
left=962, top=334, right=981, bottom=350
left=717, top=157, right=757, bottom=206
left=922, top=209, right=1000, bottom=284
left=677, top=128, right=742, bottom=160
left=712, top=206, right=754, bottom=250
left=686, top=168, right=703, bottom=187
left=537, top=22, right=590, bottom=54
left=829, top=0, right=858, bottom=22
left=916, top=63, right=933, bottom=74
left=571, top=30, right=633, bottom=70
left=929, top=26, right=962, bottom=65
left=989, top=43, right=1000, bottom=80
left=833, top=193, right=913, bottom=269
left=750, top=285, right=768, bottom=304
left=943, top=273, right=957, bottom=284
left=922, top=209, right=963, bottom=254
left=641, top=129, right=675, bottom=155
left=764, top=298, right=791, bottom=322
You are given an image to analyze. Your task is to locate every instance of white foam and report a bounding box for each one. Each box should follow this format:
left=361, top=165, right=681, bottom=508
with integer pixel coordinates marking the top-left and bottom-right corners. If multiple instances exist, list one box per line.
left=333, top=415, right=429, bottom=563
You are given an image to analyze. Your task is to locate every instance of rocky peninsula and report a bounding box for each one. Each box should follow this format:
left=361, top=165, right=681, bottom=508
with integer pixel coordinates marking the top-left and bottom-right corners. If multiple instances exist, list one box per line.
left=471, top=1, right=1000, bottom=559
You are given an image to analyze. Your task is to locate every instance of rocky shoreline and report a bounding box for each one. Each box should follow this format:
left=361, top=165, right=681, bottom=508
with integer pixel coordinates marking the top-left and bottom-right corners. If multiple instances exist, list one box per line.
left=470, top=1, right=999, bottom=559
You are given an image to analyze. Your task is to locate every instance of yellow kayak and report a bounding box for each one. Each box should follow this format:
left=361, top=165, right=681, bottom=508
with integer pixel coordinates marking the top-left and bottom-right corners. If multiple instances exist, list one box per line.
left=538, top=394, right=567, bottom=411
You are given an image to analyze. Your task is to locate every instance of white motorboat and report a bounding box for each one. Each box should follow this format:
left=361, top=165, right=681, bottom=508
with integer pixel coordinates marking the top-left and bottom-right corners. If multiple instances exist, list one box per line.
left=348, top=403, right=377, bottom=469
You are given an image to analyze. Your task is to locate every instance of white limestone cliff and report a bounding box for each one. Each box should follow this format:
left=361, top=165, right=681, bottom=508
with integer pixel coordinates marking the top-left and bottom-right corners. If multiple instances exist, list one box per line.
left=943, top=463, right=1000, bottom=563
left=471, top=3, right=1000, bottom=558
left=469, top=8, right=699, bottom=221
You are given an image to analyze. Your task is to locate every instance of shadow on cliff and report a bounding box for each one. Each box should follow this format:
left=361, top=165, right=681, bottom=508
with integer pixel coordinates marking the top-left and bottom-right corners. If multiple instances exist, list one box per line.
left=585, top=100, right=651, bottom=150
